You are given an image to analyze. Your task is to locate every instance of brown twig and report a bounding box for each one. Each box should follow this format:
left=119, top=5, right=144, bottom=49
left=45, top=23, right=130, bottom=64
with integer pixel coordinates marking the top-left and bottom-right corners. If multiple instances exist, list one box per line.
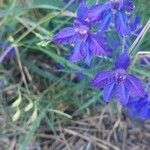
left=63, top=128, right=120, bottom=150
left=16, top=47, right=30, bottom=94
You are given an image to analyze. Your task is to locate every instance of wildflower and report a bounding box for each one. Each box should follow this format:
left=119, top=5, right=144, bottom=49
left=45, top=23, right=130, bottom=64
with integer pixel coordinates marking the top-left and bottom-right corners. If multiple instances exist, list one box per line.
left=88, top=0, right=134, bottom=36
left=53, top=1, right=107, bottom=64
left=92, top=52, right=146, bottom=105
left=127, top=95, right=150, bottom=120
left=0, top=41, right=16, bottom=64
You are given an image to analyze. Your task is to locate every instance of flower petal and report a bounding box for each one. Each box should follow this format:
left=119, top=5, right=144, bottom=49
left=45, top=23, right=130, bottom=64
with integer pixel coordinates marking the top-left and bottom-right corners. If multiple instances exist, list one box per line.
left=88, top=3, right=110, bottom=22
left=129, top=16, right=140, bottom=32
left=127, top=96, right=150, bottom=120
left=0, top=41, right=16, bottom=63
left=115, top=11, right=130, bottom=36
left=77, top=1, right=88, bottom=21
left=139, top=105, right=150, bottom=120
left=99, top=10, right=112, bottom=32
left=116, top=83, right=129, bottom=105
left=53, top=27, right=77, bottom=44
left=126, top=74, right=146, bottom=97
left=122, top=0, right=134, bottom=12
left=70, top=42, right=85, bottom=63
left=73, top=20, right=89, bottom=41
left=127, top=97, right=138, bottom=108
left=89, top=35, right=107, bottom=56
left=92, top=71, right=115, bottom=88
left=85, top=47, right=92, bottom=65
left=103, top=82, right=115, bottom=103
left=115, top=52, right=130, bottom=70
left=129, top=15, right=143, bottom=36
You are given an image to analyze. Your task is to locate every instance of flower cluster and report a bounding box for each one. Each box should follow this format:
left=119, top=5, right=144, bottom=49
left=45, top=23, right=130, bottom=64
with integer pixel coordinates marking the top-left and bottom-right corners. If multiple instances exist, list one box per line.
left=53, top=0, right=149, bottom=120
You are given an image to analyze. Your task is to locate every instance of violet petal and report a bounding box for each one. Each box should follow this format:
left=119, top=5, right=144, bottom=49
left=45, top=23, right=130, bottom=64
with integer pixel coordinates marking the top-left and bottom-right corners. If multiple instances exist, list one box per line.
left=103, top=82, right=115, bottom=102
left=115, top=11, right=130, bottom=36
left=92, top=71, right=115, bottom=88
left=77, top=1, right=88, bottom=21
left=89, top=35, right=106, bottom=56
left=126, top=74, right=146, bottom=97
left=116, top=83, right=129, bottom=105
left=70, top=41, right=85, bottom=63
left=122, top=0, right=134, bottom=12
left=0, top=41, right=16, bottom=63
left=88, top=3, right=110, bottom=22
left=99, top=10, right=112, bottom=32
left=53, top=27, right=77, bottom=44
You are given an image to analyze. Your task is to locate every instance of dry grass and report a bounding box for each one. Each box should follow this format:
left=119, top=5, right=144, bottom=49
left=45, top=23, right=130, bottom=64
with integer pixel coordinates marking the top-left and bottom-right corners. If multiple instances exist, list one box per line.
left=1, top=105, right=150, bottom=150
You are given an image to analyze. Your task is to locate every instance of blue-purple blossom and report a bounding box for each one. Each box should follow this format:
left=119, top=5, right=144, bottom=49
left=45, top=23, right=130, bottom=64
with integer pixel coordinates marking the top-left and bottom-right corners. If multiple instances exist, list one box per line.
left=53, top=1, right=107, bottom=64
left=92, top=52, right=146, bottom=105
left=127, top=95, right=150, bottom=120
left=0, top=41, right=16, bottom=64
left=88, top=0, right=134, bottom=36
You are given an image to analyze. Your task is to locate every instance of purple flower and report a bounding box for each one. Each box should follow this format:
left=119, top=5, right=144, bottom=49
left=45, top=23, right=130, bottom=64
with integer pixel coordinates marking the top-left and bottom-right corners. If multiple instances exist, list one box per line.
left=88, top=0, right=134, bottom=36
left=127, top=95, right=150, bottom=120
left=53, top=1, right=107, bottom=64
left=0, top=41, right=16, bottom=64
left=92, top=52, right=146, bottom=105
